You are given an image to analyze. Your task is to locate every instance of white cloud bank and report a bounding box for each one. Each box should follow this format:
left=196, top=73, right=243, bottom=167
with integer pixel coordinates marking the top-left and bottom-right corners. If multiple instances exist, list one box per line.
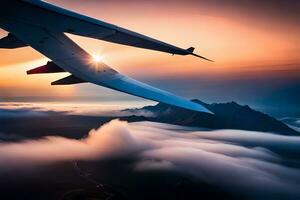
left=0, top=120, right=300, bottom=199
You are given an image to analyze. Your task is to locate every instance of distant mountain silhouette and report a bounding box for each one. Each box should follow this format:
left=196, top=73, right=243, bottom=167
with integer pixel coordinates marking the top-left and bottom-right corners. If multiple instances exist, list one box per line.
left=124, top=100, right=299, bottom=135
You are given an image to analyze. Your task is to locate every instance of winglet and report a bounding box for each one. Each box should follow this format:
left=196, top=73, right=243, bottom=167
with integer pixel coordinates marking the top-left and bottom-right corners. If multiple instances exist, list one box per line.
left=186, top=47, right=214, bottom=62
left=187, top=47, right=195, bottom=53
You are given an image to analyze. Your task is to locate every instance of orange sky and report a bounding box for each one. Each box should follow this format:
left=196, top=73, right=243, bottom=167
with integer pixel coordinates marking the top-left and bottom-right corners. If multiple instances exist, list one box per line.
left=0, top=0, right=299, bottom=106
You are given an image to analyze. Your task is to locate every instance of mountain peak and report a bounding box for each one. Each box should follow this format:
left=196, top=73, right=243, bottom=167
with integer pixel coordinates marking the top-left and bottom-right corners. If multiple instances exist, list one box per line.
left=126, top=100, right=298, bottom=135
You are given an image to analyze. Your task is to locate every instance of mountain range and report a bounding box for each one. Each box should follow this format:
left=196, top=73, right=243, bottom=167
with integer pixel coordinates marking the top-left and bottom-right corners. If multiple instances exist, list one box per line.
left=124, top=100, right=298, bottom=135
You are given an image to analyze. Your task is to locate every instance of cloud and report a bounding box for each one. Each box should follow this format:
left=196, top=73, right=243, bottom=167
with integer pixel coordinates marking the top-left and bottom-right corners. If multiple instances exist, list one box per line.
left=0, top=120, right=300, bottom=199
left=0, top=102, right=155, bottom=117
left=280, top=117, right=300, bottom=132
left=0, top=108, right=48, bottom=118
left=0, top=132, right=24, bottom=142
left=0, top=120, right=144, bottom=169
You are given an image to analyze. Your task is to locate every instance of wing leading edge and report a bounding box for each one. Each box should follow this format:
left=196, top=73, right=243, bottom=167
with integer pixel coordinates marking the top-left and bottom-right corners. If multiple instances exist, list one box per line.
left=89, top=72, right=212, bottom=113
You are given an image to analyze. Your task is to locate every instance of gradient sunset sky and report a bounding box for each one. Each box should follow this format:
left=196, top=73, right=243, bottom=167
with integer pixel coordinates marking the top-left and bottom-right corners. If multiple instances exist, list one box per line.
left=0, top=0, right=299, bottom=116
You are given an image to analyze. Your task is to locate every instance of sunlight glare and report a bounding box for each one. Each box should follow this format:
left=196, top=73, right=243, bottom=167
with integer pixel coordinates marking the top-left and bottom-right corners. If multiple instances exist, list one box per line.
left=92, top=54, right=103, bottom=63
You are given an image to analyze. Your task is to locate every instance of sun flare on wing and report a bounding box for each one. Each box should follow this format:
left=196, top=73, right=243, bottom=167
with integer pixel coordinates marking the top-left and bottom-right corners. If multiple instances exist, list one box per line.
left=92, top=54, right=103, bottom=63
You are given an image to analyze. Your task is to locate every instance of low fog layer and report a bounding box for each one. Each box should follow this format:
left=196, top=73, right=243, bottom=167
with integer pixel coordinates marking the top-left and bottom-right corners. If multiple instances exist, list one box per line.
left=0, top=120, right=300, bottom=199
left=281, top=117, right=300, bottom=132
left=0, top=102, right=154, bottom=117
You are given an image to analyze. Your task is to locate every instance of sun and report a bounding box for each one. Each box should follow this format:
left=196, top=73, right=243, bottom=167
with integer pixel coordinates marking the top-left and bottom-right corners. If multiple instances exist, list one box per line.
left=92, top=54, right=103, bottom=63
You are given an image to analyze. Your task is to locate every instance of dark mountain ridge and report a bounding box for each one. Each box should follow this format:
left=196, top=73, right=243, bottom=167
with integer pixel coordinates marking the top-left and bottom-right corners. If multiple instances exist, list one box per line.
left=124, top=99, right=298, bottom=135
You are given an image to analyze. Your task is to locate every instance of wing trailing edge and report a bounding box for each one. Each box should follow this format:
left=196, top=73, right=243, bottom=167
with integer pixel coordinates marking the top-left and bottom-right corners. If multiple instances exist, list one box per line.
left=0, top=33, right=28, bottom=49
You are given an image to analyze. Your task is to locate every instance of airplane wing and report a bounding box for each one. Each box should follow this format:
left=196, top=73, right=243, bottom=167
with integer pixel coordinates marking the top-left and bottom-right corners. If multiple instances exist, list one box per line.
left=19, top=0, right=212, bottom=61
left=50, top=67, right=211, bottom=113
left=28, top=60, right=211, bottom=113
left=0, top=1, right=212, bottom=114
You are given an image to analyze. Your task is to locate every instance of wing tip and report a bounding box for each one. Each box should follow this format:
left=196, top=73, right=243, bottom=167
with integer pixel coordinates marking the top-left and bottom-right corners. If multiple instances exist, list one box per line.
left=194, top=106, right=214, bottom=115
left=180, top=101, right=214, bottom=114
left=185, top=47, right=214, bottom=62
left=203, top=109, right=214, bottom=115
left=192, top=53, right=214, bottom=62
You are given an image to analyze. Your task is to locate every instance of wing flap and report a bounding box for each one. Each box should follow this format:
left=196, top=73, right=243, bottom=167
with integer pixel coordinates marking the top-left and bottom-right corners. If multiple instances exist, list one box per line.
left=27, top=61, right=65, bottom=74
left=51, top=75, right=87, bottom=85
left=0, top=33, right=28, bottom=49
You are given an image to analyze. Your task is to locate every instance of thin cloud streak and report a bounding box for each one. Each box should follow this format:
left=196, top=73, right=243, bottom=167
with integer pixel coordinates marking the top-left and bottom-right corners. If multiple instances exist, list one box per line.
left=0, top=102, right=155, bottom=117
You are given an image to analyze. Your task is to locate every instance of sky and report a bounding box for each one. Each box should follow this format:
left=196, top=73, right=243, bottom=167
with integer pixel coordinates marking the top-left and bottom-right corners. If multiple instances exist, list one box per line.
left=0, top=0, right=299, bottom=116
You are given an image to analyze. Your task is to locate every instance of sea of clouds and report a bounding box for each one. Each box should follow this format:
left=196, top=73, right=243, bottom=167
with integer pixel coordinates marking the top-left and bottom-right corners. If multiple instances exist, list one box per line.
left=0, top=120, right=299, bottom=199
